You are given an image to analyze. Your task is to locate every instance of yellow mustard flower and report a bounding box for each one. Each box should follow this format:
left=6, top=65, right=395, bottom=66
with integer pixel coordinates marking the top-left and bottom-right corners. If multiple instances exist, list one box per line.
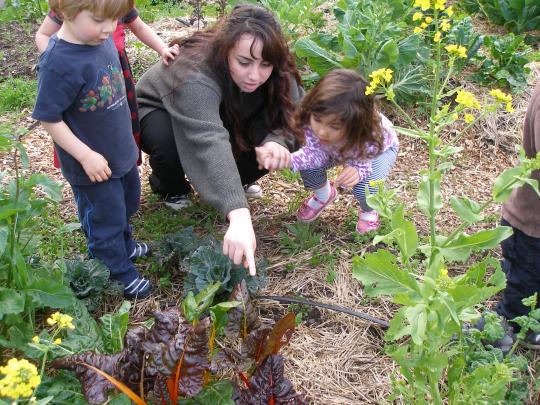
left=446, top=6, right=454, bottom=16
left=425, top=16, right=433, bottom=24
left=506, top=102, right=515, bottom=113
left=414, top=0, right=430, bottom=11
left=0, top=358, right=41, bottom=400
left=434, top=0, right=446, bottom=10
left=412, top=11, right=424, bottom=21
left=46, top=312, right=75, bottom=330
left=31, top=336, right=40, bottom=344
left=440, top=19, right=451, bottom=32
left=369, top=179, right=384, bottom=187
left=420, top=22, right=428, bottom=29
left=414, top=26, right=423, bottom=33
left=464, top=113, right=474, bottom=123
left=451, top=113, right=459, bottom=121
left=433, top=31, right=442, bottom=43
left=365, top=68, right=393, bottom=96
left=445, top=44, right=467, bottom=58
left=489, top=88, right=512, bottom=103
left=456, top=90, right=481, bottom=109
left=436, top=266, right=454, bottom=288
left=54, top=338, right=62, bottom=345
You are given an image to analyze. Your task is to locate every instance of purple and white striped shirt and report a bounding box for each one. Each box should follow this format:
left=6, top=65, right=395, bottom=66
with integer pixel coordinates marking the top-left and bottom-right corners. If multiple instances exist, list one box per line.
left=290, top=113, right=399, bottom=181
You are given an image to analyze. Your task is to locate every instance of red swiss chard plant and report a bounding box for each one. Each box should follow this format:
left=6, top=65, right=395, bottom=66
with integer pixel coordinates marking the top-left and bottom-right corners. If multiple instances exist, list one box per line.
left=51, top=280, right=307, bottom=404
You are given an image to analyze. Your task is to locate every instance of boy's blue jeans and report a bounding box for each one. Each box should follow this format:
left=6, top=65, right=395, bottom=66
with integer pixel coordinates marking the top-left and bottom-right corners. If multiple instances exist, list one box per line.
left=71, top=165, right=140, bottom=284
left=497, top=218, right=540, bottom=322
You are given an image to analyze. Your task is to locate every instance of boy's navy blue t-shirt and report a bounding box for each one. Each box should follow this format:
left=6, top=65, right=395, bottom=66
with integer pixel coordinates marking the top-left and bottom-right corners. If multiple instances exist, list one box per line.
left=32, top=35, right=137, bottom=185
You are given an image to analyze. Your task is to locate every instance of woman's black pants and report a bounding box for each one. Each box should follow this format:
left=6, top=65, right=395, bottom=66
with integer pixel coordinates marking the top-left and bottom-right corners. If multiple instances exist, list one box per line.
left=140, top=108, right=267, bottom=197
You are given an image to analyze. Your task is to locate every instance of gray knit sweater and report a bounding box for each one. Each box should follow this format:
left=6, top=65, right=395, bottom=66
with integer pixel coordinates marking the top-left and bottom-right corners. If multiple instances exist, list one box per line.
left=136, top=61, right=303, bottom=217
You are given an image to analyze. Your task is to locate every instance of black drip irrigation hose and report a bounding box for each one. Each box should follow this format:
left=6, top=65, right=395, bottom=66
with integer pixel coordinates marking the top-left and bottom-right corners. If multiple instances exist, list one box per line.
left=255, top=295, right=389, bottom=329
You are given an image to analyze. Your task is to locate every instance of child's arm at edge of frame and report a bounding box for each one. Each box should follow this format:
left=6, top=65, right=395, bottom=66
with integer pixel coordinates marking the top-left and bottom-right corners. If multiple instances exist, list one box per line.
left=35, top=15, right=61, bottom=54
left=41, top=121, right=112, bottom=183
left=126, top=17, right=180, bottom=66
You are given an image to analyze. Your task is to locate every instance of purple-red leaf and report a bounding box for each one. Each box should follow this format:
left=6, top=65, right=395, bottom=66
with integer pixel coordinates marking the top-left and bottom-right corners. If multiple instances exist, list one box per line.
left=225, top=280, right=260, bottom=339
left=233, top=355, right=307, bottom=405
left=148, top=307, right=186, bottom=344
left=51, top=326, right=148, bottom=403
left=177, top=317, right=211, bottom=398
left=51, top=352, right=123, bottom=403
left=257, top=313, right=295, bottom=365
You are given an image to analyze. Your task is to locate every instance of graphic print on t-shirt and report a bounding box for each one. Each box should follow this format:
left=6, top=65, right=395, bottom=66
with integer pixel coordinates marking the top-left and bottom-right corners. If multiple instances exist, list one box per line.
left=79, top=65, right=126, bottom=112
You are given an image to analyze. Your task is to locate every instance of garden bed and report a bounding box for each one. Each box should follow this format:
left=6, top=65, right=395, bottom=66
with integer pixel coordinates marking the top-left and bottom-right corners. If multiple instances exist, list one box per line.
left=1, top=7, right=540, bottom=405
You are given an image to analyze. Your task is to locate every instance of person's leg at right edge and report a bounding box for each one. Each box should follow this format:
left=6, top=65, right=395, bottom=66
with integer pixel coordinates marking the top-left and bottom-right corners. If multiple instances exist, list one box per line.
left=140, top=108, right=193, bottom=210
left=72, top=177, right=151, bottom=299
left=496, top=220, right=540, bottom=348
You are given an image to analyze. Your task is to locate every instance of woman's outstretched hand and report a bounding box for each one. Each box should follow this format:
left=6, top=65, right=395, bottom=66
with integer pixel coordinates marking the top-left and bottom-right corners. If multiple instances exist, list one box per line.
left=255, top=141, right=291, bottom=171
left=224, top=208, right=257, bottom=276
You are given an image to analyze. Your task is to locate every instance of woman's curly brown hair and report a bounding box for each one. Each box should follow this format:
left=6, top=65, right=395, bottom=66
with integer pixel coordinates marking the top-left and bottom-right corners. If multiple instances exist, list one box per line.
left=170, top=4, right=302, bottom=154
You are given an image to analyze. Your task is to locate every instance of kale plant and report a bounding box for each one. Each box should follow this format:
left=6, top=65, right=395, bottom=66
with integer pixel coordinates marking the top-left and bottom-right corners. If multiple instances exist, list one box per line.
left=62, top=259, right=122, bottom=312
left=157, top=228, right=267, bottom=297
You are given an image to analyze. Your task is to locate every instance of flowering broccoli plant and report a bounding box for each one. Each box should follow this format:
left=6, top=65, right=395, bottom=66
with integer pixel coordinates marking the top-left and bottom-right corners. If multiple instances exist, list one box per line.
left=0, top=358, right=41, bottom=403
left=0, top=312, right=78, bottom=404
left=352, top=0, right=540, bottom=403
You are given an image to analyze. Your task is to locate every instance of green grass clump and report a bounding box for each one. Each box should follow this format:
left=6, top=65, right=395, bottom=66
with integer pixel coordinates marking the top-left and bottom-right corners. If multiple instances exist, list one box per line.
left=136, top=0, right=191, bottom=23
left=0, top=78, right=37, bottom=113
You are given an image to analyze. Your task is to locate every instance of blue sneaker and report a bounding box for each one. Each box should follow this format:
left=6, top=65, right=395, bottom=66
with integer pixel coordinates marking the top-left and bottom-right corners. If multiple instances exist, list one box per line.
left=123, top=277, right=152, bottom=300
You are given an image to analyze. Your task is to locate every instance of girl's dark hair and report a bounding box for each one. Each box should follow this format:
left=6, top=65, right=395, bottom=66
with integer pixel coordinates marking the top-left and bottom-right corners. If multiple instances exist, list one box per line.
left=297, top=69, right=384, bottom=159
left=171, top=5, right=301, bottom=153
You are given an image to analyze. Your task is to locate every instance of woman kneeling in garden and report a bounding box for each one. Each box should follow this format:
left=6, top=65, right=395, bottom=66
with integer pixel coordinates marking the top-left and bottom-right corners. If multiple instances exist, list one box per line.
left=136, top=4, right=303, bottom=276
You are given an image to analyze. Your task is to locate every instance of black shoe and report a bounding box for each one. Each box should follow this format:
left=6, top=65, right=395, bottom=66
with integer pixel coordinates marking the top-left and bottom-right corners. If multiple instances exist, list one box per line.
left=520, top=330, right=540, bottom=350
left=123, top=277, right=152, bottom=300
left=164, top=194, right=193, bottom=210
left=129, top=242, right=152, bottom=261
left=473, top=312, right=515, bottom=355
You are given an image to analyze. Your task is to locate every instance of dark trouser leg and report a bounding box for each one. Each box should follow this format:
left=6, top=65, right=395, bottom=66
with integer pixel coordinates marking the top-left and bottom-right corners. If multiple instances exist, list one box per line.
left=71, top=170, right=140, bottom=285
left=140, top=108, right=192, bottom=196
left=122, top=166, right=141, bottom=258
left=497, top=219, right=540, bottom=322
left=236, top=149, right=268, bottom=185
left=300, top=167, right=329, bottom=190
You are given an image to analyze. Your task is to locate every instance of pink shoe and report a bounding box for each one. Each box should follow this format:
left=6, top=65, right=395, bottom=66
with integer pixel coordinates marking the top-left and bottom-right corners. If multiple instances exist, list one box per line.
left=296, top=184, right=338, bottom=223
left=356, top=211, right=380, bottom=234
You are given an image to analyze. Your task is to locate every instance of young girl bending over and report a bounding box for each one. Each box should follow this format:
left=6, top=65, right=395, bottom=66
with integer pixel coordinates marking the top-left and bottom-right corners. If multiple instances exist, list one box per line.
left=287, top=69, right=399, bottom=234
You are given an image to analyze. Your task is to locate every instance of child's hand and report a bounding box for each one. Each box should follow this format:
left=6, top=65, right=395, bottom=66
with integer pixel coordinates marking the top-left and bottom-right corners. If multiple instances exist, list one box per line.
left=255, top=142, right=291, bottom=171
left=335, top=166, right=360, bottom=188
left=79, top=151, right=112, bottom=183
left=160, top=44, right=180, bottom=66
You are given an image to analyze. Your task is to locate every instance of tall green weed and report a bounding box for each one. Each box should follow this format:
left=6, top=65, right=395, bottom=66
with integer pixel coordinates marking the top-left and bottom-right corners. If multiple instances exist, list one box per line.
left=0, top=130, right=75, bottom=352
left=351, top=3, right=540, bottom=402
